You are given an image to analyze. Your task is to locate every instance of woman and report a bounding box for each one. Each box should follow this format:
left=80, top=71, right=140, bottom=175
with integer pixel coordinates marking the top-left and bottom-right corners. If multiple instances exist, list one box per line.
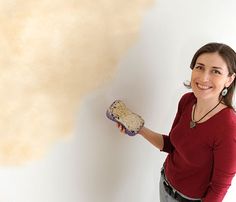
left=117, top=42, right=236, bottom=201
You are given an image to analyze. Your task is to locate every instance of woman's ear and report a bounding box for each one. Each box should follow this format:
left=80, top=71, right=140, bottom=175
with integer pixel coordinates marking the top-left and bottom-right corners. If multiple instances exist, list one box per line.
left=226, top=73, right=236, bottom=87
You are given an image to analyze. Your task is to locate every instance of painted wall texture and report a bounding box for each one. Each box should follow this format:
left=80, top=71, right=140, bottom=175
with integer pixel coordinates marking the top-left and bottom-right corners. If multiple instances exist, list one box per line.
left=1, top=1, right=236, bottom=202
left=0, top=0, right=154, bottom=164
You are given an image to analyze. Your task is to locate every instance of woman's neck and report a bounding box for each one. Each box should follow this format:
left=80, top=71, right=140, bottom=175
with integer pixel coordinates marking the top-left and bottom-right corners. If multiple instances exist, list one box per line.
left=195, top=98, right=223, bottom=114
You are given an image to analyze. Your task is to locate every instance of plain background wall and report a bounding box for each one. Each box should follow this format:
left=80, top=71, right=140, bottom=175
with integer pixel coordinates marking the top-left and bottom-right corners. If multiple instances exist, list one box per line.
left=0, top=0, right=236, bottom=201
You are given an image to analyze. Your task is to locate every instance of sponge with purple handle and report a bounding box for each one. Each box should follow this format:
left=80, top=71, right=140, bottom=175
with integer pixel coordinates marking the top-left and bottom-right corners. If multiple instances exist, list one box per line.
left=106, top=100, right=144, bottom=136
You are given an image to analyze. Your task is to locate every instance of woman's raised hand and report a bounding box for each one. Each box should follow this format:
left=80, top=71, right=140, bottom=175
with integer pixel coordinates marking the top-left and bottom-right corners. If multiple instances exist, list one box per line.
left=116, top=123, right=126, bottom=134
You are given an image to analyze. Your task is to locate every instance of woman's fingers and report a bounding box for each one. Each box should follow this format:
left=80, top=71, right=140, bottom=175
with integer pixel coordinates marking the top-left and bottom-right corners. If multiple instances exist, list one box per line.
left=116, top=123, right=125, bottom=134
left=121, top=126, right=125, bottom=133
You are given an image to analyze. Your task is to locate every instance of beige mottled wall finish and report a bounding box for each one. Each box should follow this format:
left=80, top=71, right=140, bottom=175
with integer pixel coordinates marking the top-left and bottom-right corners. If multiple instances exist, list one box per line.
left=0, top=0, right=154, bottom=164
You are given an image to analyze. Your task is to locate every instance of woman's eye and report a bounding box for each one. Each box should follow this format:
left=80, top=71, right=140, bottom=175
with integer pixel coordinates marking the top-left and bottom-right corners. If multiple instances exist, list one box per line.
left=195, top=66, right=202, bottom=69
left=212, top=70, right=221, bottom=74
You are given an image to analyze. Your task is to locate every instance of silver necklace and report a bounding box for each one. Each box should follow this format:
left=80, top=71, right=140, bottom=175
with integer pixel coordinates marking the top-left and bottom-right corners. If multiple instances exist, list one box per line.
left=190, top=100, right=222, bottom=128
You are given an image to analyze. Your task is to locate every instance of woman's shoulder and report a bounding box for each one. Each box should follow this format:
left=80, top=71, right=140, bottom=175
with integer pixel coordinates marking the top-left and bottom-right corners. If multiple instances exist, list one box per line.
left=224, top=108, right=236, bottom=126
left=215, top=108, right=236, bottom=137
left=179, top=92, right=196, bottom=106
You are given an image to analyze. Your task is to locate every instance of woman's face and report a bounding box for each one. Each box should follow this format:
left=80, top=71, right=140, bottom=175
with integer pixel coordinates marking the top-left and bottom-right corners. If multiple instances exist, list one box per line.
left=191, top=52, right=235, bottom=102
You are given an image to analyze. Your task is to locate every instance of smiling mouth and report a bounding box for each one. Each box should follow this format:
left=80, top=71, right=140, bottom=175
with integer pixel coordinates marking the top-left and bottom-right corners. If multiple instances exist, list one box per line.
left=196, top=83, right=212, bottom=90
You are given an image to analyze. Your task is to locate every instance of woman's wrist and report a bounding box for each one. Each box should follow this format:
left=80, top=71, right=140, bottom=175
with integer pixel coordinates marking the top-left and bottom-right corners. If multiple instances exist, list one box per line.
left=138, top=126, right=146, bottom=136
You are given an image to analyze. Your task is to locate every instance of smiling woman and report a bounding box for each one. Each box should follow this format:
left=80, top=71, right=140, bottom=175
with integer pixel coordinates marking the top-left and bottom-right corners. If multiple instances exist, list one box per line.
left=190, top=43, right=236, bottom=110
left=191, top=53, right=234, bottom=104
left=160, top=43, right=236, bottom=202
left=116, top=42, right=236, bottom=202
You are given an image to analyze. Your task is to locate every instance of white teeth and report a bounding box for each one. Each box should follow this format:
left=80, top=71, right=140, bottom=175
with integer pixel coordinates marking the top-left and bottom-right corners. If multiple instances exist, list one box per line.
left=197, top=83, right=211, bottom=90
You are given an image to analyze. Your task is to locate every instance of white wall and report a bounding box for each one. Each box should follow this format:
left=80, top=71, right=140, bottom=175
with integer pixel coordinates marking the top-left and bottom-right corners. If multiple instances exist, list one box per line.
left=0, top=0, right=236, bottom=201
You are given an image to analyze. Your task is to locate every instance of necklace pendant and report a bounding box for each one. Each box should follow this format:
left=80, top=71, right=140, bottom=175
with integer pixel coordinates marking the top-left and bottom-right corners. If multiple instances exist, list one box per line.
left=190, top=121, right=196, bottom=128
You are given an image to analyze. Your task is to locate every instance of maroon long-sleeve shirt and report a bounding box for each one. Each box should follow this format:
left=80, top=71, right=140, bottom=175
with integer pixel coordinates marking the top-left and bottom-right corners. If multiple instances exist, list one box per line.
left=162, top=92, right=236, bottom=202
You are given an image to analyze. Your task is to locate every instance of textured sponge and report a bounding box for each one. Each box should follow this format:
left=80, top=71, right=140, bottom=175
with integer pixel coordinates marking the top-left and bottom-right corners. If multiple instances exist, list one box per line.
left=106, top=100, right=144, bottom=136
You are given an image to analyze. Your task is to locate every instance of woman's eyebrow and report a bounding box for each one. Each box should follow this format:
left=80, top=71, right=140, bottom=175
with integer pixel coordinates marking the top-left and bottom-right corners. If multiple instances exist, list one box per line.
left=196, top=62, right=205, bottom=66
left=212, top=66, right=223, bottom=70
left=196, top=63, right=223, bottom=70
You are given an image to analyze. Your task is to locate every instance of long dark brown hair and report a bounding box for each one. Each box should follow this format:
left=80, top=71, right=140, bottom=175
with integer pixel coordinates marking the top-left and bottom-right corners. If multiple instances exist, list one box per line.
left=184, top=42, right=236, bottom=109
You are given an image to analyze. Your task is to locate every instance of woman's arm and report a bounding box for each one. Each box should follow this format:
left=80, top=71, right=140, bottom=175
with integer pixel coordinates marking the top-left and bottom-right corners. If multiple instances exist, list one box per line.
left=139, top=126, right=164, bottom=150
left=202, top=125, right=236, bottom=202
left=117, top=123, right=164, bottom=150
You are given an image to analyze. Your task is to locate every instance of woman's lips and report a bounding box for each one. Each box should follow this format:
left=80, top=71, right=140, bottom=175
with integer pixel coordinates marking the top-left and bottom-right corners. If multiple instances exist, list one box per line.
left=196, top=83, right=212, bottom=90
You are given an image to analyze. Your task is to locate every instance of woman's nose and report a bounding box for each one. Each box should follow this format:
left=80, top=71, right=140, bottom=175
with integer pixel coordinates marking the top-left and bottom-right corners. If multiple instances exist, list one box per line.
left=201, top=71, right=210, bottom=82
